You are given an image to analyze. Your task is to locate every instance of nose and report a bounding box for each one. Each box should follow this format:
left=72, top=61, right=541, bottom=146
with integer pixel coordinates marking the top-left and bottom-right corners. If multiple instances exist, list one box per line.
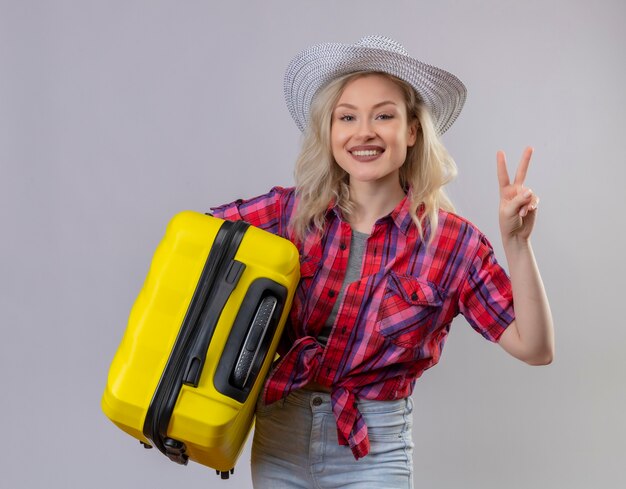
left=355, top=118, right=375, bottom=140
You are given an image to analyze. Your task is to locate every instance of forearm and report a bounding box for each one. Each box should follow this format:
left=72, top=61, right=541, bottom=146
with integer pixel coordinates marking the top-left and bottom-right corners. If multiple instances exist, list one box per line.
left=503, top=237, right=555, bottom=364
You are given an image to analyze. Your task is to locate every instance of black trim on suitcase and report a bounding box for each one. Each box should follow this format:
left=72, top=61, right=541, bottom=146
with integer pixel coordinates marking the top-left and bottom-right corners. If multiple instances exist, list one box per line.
left=142, top=219, right=250, bottom=466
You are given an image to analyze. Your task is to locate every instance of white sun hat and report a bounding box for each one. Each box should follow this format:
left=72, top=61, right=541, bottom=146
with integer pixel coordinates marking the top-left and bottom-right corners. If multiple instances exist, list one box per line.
left=284, top=35, right=467, bottom=135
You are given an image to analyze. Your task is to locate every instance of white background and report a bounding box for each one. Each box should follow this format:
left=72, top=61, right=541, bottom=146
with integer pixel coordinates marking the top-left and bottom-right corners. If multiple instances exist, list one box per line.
left=1, top=1, right=625, bottom=487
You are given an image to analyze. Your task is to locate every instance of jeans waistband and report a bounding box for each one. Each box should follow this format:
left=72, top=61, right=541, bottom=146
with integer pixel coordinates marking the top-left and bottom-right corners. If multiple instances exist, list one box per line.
left=285, top=388, right=412, bottom=414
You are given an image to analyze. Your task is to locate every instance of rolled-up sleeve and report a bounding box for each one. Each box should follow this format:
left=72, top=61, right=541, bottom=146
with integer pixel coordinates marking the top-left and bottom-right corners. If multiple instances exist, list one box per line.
left=209, top=186, right=295, bottom=238
left=458, top=235, right=515, bottom=342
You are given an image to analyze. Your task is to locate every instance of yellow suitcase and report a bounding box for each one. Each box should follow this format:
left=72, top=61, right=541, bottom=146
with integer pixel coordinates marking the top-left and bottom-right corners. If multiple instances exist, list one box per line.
left=102, top=211, right=299, bottom=478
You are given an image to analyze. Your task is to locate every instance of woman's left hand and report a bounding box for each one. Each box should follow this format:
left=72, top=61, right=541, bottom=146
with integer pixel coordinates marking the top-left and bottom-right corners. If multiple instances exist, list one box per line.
left=497, top=146, right=540, bottom=242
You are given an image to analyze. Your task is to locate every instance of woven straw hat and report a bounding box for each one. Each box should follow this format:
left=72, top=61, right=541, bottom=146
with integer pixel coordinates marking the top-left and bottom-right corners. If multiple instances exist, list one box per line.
left=284, top=35, right=467, bottom=135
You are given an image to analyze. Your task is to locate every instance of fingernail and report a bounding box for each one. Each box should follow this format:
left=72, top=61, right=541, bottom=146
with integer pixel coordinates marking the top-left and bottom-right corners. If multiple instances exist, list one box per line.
left=523, top=189, right=532, bottom=198
left=531, top=198, right=540, bottom=210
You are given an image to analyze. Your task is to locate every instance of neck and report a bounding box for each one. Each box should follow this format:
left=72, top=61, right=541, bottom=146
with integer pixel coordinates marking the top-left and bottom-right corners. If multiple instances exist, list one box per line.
left=347, top=178, right=405, bottom=233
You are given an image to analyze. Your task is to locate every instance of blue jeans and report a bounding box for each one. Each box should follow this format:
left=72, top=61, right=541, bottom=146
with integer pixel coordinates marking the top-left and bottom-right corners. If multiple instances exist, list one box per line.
left=251, top=389, right=414, bottom=488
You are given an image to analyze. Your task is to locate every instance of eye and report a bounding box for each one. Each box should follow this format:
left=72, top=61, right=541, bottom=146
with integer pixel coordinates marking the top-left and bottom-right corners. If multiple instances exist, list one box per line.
left=338, top=114, right=355, bottom=122
left=376, top=113, right=394, bottom=120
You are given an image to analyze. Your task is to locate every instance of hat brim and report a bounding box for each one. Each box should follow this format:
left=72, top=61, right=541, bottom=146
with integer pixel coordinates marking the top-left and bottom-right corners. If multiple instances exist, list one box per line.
left=284, top=42, right=467, bottom=135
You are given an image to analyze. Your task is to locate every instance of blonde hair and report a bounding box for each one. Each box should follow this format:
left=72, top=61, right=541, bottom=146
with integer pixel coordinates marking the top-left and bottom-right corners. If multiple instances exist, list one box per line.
left=291, top=71, right=457, bottom=244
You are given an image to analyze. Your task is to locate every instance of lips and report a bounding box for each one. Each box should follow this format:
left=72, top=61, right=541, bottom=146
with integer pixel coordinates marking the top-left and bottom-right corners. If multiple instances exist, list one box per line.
left=348, top=145, right=384, bottom=161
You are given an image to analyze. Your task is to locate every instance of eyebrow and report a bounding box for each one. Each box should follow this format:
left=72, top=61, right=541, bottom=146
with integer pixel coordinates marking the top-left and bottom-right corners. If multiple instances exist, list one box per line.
left=334, top=100, right=398, bottom=110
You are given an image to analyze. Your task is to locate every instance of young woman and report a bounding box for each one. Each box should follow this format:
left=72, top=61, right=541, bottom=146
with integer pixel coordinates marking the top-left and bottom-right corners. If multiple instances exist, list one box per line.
left=210, top=36, right=554, bottom=489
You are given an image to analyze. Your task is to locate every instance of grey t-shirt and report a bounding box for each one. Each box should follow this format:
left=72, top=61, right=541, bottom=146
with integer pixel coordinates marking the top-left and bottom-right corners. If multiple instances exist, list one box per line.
left=317, top=230, right=368, bottom=345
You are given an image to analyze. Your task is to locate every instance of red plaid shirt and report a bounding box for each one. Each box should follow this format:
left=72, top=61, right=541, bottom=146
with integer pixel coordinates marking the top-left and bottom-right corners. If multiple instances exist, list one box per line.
left=210, top=186, right=514, bottom=459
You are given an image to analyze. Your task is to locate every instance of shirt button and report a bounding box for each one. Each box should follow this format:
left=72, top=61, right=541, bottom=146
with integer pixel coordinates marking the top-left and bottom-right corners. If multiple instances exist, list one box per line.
left=411, top=292, right=418, bottom=301
left=312, top=396, right=323, bottom=407
left=328, top=290, right=335, bottom=298
left=339, top=243, right=347, bottom=250
left=341, top=327, right=347, bottom=334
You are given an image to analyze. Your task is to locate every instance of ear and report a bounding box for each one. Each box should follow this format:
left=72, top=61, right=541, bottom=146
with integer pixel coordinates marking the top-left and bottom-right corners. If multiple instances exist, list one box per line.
left=407, top=120, right=419, bottom=147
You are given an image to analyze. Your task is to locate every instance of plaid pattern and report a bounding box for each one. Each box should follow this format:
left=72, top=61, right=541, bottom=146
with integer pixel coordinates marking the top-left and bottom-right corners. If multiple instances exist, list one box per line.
left=210, top=186, right=514, bottom=459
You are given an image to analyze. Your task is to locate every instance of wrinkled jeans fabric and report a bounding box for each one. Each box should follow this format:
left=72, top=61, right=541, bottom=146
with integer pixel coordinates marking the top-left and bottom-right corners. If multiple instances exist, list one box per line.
left=251, top=389, right=414, bottom=489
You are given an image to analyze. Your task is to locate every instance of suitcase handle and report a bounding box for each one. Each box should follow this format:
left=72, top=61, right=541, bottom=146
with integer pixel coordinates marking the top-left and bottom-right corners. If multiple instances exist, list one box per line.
left=213, top=278, right=288, bottom=403
left=231, top=295, right=278, bottom=389
left=163, top=437, right=188, bottom=465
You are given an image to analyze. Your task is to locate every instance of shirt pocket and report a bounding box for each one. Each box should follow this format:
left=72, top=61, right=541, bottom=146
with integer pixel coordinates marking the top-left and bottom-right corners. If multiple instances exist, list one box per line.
left=375, top=272, right=445, bottom=348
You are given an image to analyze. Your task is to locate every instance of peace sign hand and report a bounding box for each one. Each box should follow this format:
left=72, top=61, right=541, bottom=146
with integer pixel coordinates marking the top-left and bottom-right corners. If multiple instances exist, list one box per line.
left=497, top=147, right=540, bottom=243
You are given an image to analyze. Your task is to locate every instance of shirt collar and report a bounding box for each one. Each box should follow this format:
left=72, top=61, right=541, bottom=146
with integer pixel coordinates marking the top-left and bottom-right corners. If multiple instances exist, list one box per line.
left=389, top=192, right=415, bottom=236
left=327, top=190, right=416, bottom=236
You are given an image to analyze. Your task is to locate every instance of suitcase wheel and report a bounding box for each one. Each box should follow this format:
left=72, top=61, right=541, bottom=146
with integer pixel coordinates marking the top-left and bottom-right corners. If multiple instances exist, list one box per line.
left=216, top=469, right=235, bottom=479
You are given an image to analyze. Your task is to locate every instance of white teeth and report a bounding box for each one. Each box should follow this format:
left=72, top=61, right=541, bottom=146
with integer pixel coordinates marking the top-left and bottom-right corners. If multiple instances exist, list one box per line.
left=352, top=150, right=380, bottom=156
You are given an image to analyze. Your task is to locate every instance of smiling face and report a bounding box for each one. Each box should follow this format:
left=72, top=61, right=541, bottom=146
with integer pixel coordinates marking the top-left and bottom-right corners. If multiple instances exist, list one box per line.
left=330, top=73, right=418, bottom=190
